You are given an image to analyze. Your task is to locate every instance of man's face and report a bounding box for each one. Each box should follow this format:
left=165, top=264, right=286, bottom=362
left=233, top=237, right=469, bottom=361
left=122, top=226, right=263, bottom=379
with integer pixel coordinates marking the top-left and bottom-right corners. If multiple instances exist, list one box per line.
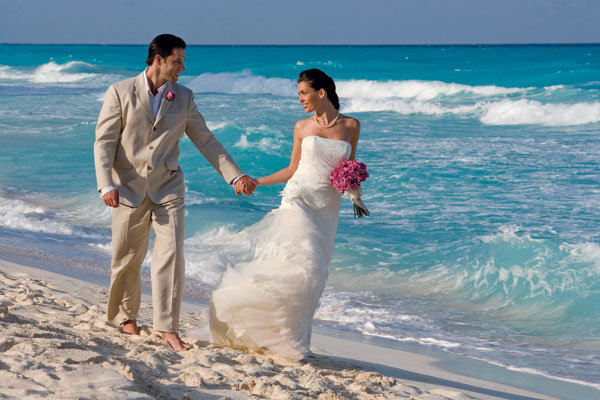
left=159, top=48, right=185, bottom=82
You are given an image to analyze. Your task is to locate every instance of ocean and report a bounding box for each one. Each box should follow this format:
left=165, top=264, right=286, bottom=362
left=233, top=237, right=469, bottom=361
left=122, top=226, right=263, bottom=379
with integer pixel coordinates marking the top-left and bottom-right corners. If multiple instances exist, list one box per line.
left=1, top=43, right=599, bottom=389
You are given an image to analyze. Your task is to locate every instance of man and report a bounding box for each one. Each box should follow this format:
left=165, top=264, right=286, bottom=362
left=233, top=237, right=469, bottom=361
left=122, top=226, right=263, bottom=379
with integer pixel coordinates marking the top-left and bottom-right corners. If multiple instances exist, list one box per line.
left=94, top=34, right=255, bottom=351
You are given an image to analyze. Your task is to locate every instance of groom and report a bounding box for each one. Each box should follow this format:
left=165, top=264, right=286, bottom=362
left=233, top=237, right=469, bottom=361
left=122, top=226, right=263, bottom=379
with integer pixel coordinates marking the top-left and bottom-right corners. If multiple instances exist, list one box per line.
left=94, top=34, right=255, bottom=351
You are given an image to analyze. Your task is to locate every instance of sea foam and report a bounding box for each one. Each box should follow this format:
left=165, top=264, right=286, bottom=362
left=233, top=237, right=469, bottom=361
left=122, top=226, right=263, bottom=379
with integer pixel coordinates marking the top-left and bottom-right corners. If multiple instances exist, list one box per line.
left=186, top=70, right=526, bottom=101
left=183, top=225, right=254, bottom=290
left=343, top=97, right=600, bottom=126
left=0, top=61, right=113, bottom=85
left=31, top=61, right=99, bottom=83
left=480, top=99, right=600, bottom=126
left=424, top=226, right=600, bottom=316
left=0, top=65, right=30, bottom=80
left=341, top=98, right=482, bottom=115
left=187, top=70, right=296, bottom=96
left=185, top=71, right=600, bottom=126
left=337, top=79, right=526, bottom=101
left=0, top=195, right=76, bottom=236
left=0, top=189, right=110, bottom=240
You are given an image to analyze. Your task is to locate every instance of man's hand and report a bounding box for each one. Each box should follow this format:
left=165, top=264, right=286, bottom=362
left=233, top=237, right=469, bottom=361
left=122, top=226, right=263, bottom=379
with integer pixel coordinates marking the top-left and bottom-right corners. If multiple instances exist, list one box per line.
left=234, top=176, right=257, bottom=196
left=103, top=189, right=120, bottom=208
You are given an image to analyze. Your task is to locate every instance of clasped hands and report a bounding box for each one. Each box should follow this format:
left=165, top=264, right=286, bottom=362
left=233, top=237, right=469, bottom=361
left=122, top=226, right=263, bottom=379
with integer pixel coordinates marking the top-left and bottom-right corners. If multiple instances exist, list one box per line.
left=233, top=175, right=257, bottom=196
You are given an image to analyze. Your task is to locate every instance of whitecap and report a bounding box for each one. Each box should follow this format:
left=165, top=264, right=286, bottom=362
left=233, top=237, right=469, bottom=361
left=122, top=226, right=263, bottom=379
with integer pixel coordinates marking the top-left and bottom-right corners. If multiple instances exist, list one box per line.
left=480, top=99, right=600, bottom=126
left=29, top=61, right=99, bottom=83
left=205, top=121, right=230, bottom=131
left=187, top=70, right=296, bottom=96
left=181, top=71, right=600, bottom=127
left=341, top=98, right=482, bottom=116
left=559, top=242, right=600, bottom=269
left=186, top=71, right=528, bottom=101
left=544, top=84, right=565, bottom=91
left=337, top=79, right=526, bottom=101
left=0, top=61, right=121, bottom=87
left=0, top=65, right=30, bottom=80
left=343, top=96, right=600, bottom=127
left=0, top=195, right=75, bottom=235
left=0, top=188, right=110, bottom=240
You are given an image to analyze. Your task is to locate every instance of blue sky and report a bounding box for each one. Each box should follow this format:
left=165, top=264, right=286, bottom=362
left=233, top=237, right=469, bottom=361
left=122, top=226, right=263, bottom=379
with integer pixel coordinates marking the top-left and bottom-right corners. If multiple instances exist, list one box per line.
left=1, top=0, right=598, bottom=44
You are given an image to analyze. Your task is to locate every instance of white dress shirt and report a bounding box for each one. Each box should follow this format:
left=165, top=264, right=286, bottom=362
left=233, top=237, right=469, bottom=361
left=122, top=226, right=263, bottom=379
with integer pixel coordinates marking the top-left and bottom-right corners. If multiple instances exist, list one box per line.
left=145, top=70, right=167, bottom=119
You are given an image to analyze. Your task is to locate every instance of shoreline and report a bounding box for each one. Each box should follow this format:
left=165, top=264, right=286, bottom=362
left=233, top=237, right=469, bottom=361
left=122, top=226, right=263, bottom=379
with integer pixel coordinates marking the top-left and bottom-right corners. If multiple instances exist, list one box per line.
left=1, top=257, right=597, bottom=399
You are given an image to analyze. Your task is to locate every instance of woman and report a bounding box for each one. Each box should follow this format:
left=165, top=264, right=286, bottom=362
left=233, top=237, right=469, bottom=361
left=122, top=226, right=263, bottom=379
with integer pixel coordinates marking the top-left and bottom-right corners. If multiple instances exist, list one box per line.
left=210, top=69, right=361, bottom=361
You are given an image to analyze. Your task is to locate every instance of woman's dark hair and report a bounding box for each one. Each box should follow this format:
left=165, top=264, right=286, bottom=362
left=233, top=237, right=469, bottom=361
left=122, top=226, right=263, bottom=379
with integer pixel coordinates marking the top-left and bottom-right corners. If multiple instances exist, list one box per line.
left=146, top=34, right=186, bottom=66
left=298, top=69, right=340, bottom=110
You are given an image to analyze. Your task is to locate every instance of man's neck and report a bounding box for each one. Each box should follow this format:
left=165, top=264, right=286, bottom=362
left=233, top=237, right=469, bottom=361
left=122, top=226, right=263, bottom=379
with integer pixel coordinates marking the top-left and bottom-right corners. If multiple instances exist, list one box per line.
left=145, top=67, right=166, bottom=96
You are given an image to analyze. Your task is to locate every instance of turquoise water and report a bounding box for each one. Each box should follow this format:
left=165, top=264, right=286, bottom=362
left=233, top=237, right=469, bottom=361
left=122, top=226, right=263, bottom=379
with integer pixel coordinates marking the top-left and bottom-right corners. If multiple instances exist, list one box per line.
left=1, top=44, right=600, bottom=388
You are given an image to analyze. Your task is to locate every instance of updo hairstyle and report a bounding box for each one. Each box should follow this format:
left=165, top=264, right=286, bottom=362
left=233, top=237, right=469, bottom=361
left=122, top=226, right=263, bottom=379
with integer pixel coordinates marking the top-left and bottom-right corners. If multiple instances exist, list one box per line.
left=298, top=69, right=340, bottom=110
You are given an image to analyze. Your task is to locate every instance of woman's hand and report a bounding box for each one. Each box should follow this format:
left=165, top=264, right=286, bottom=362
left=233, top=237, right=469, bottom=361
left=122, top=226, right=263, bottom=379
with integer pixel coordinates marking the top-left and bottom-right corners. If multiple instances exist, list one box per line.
left=234, top=176, right=257, bottom=196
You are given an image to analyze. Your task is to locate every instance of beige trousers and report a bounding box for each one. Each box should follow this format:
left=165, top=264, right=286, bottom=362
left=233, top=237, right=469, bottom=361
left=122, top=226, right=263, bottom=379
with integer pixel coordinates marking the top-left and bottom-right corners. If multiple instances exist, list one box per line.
left=107, top=195, right=185, bottom=332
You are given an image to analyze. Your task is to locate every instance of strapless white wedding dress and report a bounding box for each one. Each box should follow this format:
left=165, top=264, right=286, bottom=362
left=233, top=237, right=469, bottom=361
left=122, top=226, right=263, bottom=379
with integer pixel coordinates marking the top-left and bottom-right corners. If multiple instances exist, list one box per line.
left=210, top=135, right=351, bottom=361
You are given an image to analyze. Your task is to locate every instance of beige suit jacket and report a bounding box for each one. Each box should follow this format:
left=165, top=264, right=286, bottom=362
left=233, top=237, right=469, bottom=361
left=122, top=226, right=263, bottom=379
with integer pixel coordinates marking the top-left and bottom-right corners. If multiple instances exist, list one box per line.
left=94, top=71, right=243, bottom=207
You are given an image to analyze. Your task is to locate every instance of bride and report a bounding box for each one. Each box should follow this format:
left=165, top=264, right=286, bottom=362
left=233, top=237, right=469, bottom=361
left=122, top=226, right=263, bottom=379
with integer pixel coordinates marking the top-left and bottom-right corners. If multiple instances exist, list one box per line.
left=209, top=68, right=361, bottom=361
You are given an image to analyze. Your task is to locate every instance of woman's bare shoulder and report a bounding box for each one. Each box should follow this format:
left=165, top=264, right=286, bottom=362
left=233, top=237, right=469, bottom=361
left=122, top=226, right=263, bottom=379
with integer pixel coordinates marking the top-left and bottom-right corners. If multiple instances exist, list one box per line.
left=341, top=115, right=360, bottom=129
left=342, top=116, right=361, bottom=139
left=294, top=117, right=313, bottom=136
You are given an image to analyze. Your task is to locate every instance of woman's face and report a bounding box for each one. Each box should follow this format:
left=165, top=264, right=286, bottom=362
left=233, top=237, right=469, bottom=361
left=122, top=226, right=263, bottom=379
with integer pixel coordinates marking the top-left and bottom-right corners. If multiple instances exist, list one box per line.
left=297, top=81, right=322, bottom=113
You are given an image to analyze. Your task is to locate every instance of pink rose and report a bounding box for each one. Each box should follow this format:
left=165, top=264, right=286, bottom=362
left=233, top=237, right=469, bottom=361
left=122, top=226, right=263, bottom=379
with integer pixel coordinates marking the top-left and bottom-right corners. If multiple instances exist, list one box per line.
left=329, top=159, right=370, bottom=193
left=166, top=91, right=176, bottom=101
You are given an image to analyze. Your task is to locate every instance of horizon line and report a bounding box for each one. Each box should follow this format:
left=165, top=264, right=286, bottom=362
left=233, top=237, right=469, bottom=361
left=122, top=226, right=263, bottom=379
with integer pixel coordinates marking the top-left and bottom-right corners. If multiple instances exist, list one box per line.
left=1, top=42, right=600, bottom=47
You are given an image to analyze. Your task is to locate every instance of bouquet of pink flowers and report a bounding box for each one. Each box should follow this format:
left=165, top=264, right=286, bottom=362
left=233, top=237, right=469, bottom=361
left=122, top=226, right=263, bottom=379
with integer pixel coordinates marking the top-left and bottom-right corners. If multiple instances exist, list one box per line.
left=330, top=160, right=370, bottom=218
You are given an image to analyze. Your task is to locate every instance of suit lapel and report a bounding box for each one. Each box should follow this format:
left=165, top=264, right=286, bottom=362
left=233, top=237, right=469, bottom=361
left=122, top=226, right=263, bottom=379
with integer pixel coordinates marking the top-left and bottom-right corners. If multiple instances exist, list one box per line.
left=133, top=71, right=154, bottom=124
left=154, top=81, right=174, bottom=126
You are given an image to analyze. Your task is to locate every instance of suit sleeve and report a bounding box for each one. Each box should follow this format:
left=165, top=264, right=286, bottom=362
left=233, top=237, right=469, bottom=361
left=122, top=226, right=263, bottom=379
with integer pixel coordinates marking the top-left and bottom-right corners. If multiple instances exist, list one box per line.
left=185, top=91, right=244, bottom=184
left=94, top=85, right=122, bottom=191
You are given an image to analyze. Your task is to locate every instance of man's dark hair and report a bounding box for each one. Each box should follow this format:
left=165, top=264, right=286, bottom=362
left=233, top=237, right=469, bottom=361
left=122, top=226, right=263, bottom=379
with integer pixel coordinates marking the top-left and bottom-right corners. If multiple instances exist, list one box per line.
left=146, top=34, right=186, bottom=66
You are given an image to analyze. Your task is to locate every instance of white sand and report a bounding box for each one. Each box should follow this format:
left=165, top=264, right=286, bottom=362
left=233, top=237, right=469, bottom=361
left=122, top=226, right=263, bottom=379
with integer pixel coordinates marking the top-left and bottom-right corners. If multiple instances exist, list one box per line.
left=0, top=259, right=590, bottom=399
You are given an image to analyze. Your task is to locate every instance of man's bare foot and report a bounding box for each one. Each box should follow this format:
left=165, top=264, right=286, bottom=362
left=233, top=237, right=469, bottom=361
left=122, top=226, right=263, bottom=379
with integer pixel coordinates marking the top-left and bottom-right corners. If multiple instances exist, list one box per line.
left=161, top=331, right=192, bottom=351
left=122, top=319, right=140, bottom=335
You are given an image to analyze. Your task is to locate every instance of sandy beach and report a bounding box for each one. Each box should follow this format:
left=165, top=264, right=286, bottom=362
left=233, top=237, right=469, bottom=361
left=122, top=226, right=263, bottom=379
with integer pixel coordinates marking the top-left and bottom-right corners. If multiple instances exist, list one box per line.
left=3, top=40, right=600, bottom=398
left=1, top=258, right=596, bottom=400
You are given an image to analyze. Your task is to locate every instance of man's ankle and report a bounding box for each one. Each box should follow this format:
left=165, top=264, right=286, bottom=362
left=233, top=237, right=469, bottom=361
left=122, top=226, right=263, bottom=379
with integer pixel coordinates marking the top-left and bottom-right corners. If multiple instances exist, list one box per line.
left=122, top=320, right=140, bottom=335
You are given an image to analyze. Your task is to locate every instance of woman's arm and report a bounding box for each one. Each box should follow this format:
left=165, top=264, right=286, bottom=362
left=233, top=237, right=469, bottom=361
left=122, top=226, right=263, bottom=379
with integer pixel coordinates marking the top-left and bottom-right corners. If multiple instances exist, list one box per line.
left=255, top=121, right=304, bottom=186
left=348, top=118, right=361, bottom=161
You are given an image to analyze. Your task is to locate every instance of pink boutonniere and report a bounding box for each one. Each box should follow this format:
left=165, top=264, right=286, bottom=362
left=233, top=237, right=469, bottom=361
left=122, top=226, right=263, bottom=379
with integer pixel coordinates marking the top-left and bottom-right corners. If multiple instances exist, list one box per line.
left=166, top=91, right=176, bottom=101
